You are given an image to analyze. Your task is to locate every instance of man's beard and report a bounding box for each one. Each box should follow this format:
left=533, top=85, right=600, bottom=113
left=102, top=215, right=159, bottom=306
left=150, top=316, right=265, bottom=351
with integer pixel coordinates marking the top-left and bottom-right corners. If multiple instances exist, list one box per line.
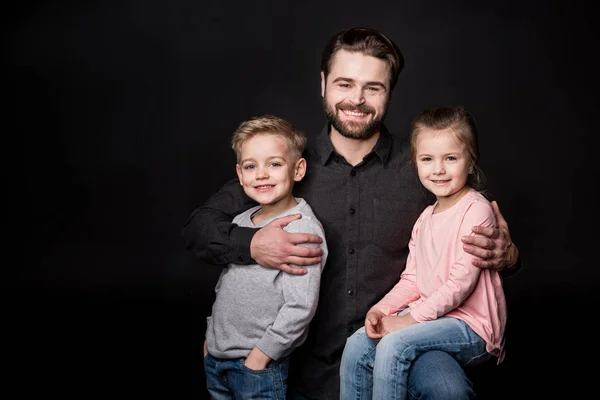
left=323, top=97, right=387, bottom=140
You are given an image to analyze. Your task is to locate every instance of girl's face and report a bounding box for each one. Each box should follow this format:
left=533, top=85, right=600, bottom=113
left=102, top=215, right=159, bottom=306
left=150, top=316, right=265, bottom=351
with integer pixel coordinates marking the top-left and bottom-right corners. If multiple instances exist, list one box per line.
left=415, top=128, right=472, bottom=211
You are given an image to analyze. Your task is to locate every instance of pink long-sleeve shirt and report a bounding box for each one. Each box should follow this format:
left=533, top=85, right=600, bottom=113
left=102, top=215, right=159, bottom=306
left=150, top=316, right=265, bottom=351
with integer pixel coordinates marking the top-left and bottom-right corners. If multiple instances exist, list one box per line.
left=374, top=190, right=507, bottom=362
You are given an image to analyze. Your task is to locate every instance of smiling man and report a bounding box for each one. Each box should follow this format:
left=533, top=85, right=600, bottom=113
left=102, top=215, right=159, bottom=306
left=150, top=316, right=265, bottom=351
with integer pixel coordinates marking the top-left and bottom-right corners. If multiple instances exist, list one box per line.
left=182, top=27, right=520, bottom=400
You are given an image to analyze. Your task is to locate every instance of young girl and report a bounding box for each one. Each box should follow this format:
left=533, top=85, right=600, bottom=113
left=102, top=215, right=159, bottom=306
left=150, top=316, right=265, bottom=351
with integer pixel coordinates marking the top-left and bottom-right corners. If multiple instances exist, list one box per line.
left=340, top=105, right=507, bottom=400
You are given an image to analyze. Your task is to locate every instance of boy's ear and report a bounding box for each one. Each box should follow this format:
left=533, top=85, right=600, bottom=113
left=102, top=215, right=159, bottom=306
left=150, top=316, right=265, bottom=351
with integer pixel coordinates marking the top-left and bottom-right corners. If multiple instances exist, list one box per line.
left=235, top=164, right=243, bottom=185
left=294, top=158, right=307, bottom=182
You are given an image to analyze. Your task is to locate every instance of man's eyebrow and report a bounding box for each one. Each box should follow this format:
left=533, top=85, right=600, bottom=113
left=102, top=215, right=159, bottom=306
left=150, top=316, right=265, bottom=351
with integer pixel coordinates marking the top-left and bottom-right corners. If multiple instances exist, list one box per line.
left=332, top=77, right=355, bottom=84
left=364, top=81, right=386, bottom=88
left=331, top=77, right=386, bottom=88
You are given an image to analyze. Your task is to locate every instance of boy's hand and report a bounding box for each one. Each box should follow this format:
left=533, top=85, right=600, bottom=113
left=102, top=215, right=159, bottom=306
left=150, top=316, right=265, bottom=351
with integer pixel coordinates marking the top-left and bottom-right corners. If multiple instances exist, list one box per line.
left=251, top=214, right=323, bottom=274
left=244, top=347, right=271, bottom=370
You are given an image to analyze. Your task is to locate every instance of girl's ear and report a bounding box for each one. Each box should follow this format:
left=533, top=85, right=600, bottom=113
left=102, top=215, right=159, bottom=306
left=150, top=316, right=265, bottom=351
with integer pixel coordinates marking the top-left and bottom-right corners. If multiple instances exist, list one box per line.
left=294, top=158, right=307, bottom=182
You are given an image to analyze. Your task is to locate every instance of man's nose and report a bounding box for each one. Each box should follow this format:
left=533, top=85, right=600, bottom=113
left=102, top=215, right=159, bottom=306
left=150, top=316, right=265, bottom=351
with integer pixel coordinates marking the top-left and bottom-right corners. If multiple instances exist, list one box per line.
left=348, top=87, right=365, bottom=106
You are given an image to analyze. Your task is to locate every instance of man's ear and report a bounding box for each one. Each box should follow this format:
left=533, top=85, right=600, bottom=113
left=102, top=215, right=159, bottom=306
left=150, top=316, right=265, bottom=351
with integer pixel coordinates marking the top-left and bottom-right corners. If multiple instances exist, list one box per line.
left=236, top=164, right=243, bottom=185
left=320, top=71, right=326, bottom=98
left=294, top=158, right=307, bottom=182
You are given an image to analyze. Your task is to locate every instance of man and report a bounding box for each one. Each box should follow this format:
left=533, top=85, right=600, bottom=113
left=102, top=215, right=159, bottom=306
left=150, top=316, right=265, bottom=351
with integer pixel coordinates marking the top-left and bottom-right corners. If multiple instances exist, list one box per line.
left=182, top=27, right=520, bottom=399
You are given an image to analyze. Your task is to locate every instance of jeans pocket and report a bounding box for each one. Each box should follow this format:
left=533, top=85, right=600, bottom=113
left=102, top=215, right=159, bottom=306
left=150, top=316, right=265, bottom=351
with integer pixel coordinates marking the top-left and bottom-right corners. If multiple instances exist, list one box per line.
left=239, top=359, right=273, bottom=374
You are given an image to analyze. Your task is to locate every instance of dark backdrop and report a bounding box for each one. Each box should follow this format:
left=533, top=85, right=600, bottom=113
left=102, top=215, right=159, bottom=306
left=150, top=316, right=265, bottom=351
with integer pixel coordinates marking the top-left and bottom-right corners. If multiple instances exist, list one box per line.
left=13, top=0, right=598, bottom=398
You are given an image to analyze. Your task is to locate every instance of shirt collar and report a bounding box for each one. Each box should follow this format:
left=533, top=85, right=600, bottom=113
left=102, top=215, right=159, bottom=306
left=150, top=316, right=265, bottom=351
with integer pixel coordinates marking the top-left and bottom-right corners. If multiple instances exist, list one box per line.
left=316, top=123, right=393, bottom=166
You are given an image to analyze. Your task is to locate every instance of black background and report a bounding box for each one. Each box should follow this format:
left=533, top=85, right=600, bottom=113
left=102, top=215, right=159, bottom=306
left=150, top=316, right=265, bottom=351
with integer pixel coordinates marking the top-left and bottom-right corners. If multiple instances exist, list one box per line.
left=12, top=0, right=598, bottom=398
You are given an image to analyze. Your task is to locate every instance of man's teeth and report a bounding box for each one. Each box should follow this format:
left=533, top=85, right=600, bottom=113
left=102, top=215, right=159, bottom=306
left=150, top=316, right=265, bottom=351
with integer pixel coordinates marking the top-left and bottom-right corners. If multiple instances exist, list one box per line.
left=345, top=110, right=367, bottom=116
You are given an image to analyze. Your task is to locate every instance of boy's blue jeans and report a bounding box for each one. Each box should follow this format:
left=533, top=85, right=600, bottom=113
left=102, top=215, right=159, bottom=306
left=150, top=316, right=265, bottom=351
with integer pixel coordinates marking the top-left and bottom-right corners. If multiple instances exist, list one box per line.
left=204, top=353, right=289, bottom=400
left=340, top=312, right=491, bottom=400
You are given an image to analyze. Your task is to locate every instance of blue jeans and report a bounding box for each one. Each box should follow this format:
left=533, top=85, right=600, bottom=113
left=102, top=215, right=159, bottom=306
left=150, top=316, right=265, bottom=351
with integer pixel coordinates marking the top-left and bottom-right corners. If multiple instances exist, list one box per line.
left=204, top=353, right=290, bottom=400
left=340, top=315, right=490, bottom=400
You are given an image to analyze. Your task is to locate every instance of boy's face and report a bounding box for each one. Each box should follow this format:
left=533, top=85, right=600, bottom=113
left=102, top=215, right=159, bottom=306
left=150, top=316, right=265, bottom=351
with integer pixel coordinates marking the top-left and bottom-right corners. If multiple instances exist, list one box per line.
left=236, top=133, right=305, bottom=210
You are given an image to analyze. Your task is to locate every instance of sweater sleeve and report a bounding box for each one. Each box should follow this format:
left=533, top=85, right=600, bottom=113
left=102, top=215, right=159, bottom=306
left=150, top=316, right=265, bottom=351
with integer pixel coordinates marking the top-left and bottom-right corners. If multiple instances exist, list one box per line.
left=181, top=178, right=258, bottom=266
left=373, top=212, right=423, bottom=315
left=255, top=217, right=328, bottom=360
left=409, top=200, right=496, bottom=322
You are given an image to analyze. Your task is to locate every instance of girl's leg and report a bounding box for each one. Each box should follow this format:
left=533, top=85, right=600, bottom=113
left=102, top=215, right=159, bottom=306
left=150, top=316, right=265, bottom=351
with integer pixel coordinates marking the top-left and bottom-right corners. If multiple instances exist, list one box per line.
left=372, top=317, right=488, bottom=400
left=340, top=326, right=378, bottom=400
left=407, top=350, right=475, bottom=400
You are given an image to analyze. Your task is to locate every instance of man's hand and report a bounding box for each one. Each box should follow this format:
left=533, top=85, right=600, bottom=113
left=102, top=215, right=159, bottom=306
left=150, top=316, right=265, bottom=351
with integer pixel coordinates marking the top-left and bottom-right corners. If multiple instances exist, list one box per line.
left=462, top=200, right=519, bottom=271
left=380, top=312, right=418, bottom=336
left=365, top=307, right=386, bottom=340
left=244, top=347, right=271, bottom=370
left=250, top=214, right=323, bottom=275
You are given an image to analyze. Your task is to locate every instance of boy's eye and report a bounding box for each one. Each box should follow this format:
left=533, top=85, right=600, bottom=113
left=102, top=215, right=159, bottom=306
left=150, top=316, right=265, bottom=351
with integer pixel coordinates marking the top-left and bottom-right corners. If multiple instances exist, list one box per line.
left=244, top=165, right=255, bottom=170
left=271, top=162, right=282, bottom=167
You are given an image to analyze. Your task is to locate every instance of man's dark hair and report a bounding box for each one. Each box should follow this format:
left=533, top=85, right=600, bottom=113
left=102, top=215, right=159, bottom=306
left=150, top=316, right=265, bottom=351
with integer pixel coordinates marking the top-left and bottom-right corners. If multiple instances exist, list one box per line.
left=321, top=27, right=405, bottom=90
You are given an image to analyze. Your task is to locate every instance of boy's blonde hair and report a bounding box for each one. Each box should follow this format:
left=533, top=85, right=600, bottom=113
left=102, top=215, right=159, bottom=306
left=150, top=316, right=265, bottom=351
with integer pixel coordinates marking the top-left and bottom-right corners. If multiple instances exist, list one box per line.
left=231, top=115, right=307, bottom=163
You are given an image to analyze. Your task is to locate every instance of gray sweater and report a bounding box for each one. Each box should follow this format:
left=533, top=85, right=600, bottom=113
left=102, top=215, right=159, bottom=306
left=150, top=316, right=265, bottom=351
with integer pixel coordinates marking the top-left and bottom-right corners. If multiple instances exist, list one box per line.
left=205, top=198, right=328, bottom=361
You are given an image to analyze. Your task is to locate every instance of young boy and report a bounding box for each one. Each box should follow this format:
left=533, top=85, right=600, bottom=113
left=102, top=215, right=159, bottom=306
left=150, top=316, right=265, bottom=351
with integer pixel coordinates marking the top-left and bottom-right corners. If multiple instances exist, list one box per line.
left=203, top=115, right=328, bottom=399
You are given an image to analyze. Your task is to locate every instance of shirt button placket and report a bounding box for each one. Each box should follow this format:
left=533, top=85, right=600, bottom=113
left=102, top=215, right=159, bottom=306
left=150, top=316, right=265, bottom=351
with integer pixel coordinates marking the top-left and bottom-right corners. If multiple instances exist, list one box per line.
left=346, top=166, right=359, bottom=330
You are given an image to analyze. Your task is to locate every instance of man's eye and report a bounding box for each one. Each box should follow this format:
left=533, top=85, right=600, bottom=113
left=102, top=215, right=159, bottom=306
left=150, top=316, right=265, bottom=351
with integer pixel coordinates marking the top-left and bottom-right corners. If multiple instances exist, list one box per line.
left=366, top=86, right=380, bottom=92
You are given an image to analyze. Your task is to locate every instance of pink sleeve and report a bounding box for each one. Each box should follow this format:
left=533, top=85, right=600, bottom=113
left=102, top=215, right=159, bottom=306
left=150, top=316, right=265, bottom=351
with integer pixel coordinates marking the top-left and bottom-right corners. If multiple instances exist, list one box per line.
left=374, top=212, right=423, bottom=315
left=409, top=200, right=496, bottom=321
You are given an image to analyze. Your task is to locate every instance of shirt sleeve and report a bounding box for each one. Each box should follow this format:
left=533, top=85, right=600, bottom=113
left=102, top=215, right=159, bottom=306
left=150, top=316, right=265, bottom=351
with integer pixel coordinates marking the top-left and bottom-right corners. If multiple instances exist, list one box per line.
left=255, top=218, right=328, bottom=360
left=409, top=200, right=496, bottom=322
left=373, top=212, right=423, bottom=315
left=181, top=178, right=258, bottom=265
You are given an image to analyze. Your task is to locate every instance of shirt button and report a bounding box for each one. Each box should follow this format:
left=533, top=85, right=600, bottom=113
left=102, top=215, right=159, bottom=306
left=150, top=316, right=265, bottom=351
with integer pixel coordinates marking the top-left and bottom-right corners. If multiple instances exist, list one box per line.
left=348, top=248, right=355, bottom=254
left=347, top=326, right=354, bottom=333
left=351, top=170, right=356, bottom=176
left=237, top=255, right=244, bottom=262
left=349, top=208, right=355, bottom=215
left=347, top=289, right=353, bottom=296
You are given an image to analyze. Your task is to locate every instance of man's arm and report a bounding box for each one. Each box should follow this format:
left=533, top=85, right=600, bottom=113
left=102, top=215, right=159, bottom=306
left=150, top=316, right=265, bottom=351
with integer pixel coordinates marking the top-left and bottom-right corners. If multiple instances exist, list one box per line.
left=461, top=200, right=522, bottom=278
left=181, top=179, right=324, bottom=272
left=181, top=178, right=258, bottom=266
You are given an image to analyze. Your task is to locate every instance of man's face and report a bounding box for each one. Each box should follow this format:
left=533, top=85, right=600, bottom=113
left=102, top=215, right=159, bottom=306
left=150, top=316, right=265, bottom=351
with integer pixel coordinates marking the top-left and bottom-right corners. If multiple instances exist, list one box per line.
left=321, top=49, right=391, bottom=140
